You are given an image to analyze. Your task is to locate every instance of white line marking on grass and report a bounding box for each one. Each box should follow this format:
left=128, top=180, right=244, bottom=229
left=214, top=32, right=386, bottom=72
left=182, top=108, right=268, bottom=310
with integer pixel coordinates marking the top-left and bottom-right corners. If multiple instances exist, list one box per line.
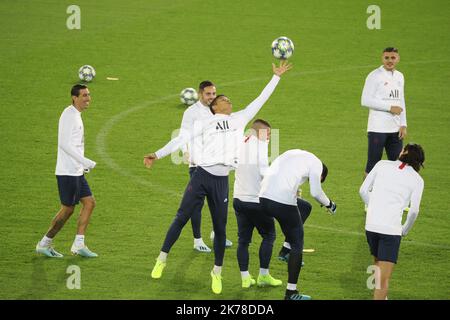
left=95, top=93, right=182, bottom=197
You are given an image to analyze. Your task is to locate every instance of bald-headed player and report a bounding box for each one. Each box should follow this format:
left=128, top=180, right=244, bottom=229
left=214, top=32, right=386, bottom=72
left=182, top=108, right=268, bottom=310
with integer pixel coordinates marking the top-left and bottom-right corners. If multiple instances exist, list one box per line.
left=233, top=119, right=282, bottom=289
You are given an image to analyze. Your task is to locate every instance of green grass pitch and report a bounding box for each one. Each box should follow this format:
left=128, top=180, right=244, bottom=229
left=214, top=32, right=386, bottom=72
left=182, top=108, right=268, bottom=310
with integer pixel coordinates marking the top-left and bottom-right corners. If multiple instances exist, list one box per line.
left=0, top=0, right=449, bottom=299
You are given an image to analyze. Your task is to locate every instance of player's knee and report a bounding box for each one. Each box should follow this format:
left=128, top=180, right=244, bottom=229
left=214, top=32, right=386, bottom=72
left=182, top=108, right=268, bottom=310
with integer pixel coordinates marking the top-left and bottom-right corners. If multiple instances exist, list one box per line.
left=262, top=231, right=276, bottom=244
left=215, top=229, right=226, bottom=238
left=289, top=238, right=302, bottom=252
left=214, top=227, right=226, bottom=238
left=84, top=198, right=96, bottom=210
left=175, top=209, right=192, bottom=223
left=174, top=212, right=190, bottom=227
left=289, top=247, right=302, bottom=259
left=238, top=238, right=250, bottom=247
left=379, top=271, right=391, bottom=285
left=62, top=205, right=75, bottom=216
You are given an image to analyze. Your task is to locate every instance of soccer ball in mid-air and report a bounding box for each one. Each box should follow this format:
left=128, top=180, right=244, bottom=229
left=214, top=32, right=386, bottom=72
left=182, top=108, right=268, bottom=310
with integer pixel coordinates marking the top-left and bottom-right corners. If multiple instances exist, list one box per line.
left=180, top=88, right=198, bottom=106
left=78, top=65, right=96, bottom=82
left=271, top=36, right=294, bottom=59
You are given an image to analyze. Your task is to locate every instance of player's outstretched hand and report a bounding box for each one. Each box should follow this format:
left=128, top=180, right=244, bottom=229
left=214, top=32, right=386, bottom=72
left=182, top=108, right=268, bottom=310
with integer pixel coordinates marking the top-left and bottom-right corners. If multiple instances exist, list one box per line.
left=272, top=60, right=293, bottom=77
left=144, top=153, right=157, bottom=169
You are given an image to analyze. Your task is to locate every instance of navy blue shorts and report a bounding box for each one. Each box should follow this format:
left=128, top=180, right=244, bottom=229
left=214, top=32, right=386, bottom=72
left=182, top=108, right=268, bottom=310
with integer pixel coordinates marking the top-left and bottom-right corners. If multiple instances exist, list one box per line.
left=56, top=175, right=92, bottom=206
left=365, top=132, right=403, bottom=173
left=366, top=230, right=401, bottom=264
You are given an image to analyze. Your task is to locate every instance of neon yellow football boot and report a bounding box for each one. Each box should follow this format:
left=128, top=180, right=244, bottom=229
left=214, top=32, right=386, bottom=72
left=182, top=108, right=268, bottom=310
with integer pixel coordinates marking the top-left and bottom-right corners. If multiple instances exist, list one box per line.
left=257, top=274, right=282, bottom=287
left=242, top=275, right=256, bottom=288
left=151, top=259, right=166, bottom=279
left=210, top=271, right=222, bottom=294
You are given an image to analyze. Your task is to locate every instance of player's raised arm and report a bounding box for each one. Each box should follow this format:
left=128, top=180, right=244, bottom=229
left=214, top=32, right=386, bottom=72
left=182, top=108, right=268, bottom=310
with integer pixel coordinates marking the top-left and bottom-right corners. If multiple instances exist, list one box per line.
left=235, top=60, right=293, bottom=125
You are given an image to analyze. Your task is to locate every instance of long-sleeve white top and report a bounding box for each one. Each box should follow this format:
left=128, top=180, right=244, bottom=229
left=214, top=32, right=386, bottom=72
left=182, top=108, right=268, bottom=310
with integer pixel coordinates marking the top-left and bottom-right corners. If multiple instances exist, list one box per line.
left=178, top=100, right=213, bottom=167
left=233, top=134, right=270, bottom=203
left=55, top=105, right=96, bottom=176
left=361, top=66, right=407, bottom=132
left=360, top=160, right=424, bottom=236
left=259, top=149, right=330, bottom=207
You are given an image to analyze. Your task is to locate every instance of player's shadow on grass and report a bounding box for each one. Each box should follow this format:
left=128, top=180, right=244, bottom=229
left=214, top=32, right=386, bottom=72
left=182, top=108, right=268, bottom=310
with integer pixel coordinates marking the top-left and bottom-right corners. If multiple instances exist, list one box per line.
left=171, top=249, right=209, bottom=289
left=17, top=255, right=93, bottom=299
left=168, top=247, right=239, bottom=299
left=16, top=256, right=58, bottom=299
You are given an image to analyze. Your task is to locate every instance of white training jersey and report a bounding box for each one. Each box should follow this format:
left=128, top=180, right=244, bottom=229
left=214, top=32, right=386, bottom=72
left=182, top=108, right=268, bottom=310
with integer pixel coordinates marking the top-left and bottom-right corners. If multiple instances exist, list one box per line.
left=259, top=149, right=330, bottom=206
left=178, top=100, right=213, bottom=167
left=55, top=105, right=96, bottom=176
left=360, top=160, right=424, bottom=236
left=155, top=75, right=281, bottom=175
left=361, top=66, right=407, bottom=133
left=233, top=135, right=269, bottom=203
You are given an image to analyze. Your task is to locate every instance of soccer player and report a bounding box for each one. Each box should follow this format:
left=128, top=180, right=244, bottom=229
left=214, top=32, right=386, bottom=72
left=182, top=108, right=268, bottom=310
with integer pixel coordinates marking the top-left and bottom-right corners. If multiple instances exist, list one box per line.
left=259, top=149, right=336, bottom=300
left=362, top=47, right=407, bottom=180
left=36, top=84, right=98, bottom=258
left=233, top=119, right=282, bottom=288
left=179, top=81, right=232, bottom=252
left=145, top=60, right=292, bottom=294
left=359, top=143, right=425, bottom=300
